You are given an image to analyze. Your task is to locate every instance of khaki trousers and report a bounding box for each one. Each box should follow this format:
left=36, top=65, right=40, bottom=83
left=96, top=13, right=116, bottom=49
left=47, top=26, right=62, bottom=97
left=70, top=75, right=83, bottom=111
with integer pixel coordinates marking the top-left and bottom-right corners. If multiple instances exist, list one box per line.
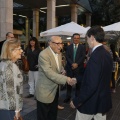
left=75, top=110, right=106, bottom=120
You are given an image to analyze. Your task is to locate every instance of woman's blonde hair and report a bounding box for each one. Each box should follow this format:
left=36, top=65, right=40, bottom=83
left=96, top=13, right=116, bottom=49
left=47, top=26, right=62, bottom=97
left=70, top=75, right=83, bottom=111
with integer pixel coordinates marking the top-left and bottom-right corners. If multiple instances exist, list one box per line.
left=1, top=39, right=21, bottom=60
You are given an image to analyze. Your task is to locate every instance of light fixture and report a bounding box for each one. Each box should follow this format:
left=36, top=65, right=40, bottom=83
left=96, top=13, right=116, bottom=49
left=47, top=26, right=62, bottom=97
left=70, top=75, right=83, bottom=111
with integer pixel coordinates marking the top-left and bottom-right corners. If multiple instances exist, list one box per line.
left=67, top=37, right=71, bottom=39
left=19, top=15, right=27, bottom=18
left=40, top=4, right=70, bottom=10
left=56, top=4, right=70, bottom=8
left=40, top=10, right=46, bottom=13
left=13, top=14, right=27, bottom=18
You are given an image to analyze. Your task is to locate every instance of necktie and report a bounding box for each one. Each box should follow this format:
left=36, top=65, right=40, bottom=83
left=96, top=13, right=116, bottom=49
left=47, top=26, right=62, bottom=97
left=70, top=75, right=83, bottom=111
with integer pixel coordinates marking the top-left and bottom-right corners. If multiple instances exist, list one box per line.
left=73, top=45, right=77, bottom=62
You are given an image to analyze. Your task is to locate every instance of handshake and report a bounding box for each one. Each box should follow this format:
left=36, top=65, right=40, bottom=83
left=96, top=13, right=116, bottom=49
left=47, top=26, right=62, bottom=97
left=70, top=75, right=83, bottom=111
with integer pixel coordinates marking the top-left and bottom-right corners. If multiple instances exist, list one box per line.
left=67, top=77, right=77, bottom=86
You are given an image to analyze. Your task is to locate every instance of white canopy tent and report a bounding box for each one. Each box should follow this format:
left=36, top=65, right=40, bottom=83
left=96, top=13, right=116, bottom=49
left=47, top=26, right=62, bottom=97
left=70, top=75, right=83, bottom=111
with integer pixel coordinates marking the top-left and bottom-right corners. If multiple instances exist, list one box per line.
left=85, top=26, right=91, bottom=31
left=103, top=22, right=120, bottom=39
left=103, top=22, right=120, bottom=31
left=103, top=22, right=120, bottom=50
left=40, top=22, right=87, bottom=37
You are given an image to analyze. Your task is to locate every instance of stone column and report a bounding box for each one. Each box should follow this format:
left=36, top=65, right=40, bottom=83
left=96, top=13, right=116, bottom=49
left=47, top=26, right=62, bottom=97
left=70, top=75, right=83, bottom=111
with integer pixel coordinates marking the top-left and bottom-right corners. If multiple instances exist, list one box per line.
left=85, top=13, right=91, bottom=27
left=33, top=8, right=39, bottom=39
left=25, top=18, right=30, bottom=45
left=47, top=0, right=56, bottom=30
left=71, top=4, right=78, bottom=23
left=0, top=0, right=13, bottom=40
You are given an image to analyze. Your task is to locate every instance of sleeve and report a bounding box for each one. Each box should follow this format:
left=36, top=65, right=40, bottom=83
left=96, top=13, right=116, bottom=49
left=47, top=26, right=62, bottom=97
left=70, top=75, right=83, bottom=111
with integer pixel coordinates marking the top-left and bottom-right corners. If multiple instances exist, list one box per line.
left=15, top=83, right=23, bottom=111
left=0, top=64, right=5, bottom=101
left=15, top=66, right=23, bottom=111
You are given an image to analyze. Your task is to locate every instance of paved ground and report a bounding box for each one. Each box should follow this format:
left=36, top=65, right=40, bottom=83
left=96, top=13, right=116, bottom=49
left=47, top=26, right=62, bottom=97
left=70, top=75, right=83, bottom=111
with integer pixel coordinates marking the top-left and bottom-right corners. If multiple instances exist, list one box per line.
left=22, top=75, right=120, bottom=120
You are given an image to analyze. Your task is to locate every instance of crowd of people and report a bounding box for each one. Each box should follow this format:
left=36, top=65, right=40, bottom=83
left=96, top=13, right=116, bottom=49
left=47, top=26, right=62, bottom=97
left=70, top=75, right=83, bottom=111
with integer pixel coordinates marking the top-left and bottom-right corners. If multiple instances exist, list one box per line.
left=0, top=26, right=119, bottom=120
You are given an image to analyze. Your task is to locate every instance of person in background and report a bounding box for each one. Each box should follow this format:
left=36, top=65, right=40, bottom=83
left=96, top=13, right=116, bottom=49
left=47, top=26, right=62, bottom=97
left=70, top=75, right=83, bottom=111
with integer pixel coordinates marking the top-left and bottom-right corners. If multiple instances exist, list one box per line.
left=70, top=26, right=113, bottom=120
left=114, top=52, right=120, bottom=81
left=0, top=39, right=23, bottom=120
left=35, top=36, right=76, bottom=120
left=25, top=37, right=41, bottom=98
left=64, top=33, right=86, bottom=103
left=0, top=32, right=14, bottom=55
left=110, top=44, right=119, bottom=93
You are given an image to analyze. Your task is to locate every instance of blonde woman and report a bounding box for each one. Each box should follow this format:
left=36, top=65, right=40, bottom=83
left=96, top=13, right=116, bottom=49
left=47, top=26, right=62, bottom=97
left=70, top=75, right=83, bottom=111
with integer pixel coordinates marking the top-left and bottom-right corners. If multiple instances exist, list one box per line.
left=0, top=39, right=23, bottom=120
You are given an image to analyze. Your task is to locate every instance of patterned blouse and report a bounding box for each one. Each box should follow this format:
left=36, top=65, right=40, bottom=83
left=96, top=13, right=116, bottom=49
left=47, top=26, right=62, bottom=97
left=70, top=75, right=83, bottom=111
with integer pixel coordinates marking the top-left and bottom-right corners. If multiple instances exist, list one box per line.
left=0, top=60, right=23, bottom=111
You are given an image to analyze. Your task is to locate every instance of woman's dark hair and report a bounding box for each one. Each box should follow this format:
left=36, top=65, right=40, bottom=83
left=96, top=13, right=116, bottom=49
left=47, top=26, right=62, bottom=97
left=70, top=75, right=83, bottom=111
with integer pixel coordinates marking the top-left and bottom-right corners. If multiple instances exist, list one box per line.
left=86, top=26, right=105, bottom=43
left=27, top=37, right=40, bottom=50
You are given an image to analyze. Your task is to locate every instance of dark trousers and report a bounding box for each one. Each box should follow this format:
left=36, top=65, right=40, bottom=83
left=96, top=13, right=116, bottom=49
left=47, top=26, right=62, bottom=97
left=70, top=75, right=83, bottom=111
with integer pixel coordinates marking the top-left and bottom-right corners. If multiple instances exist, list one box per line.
left=37, top=89, right=59, bottom=120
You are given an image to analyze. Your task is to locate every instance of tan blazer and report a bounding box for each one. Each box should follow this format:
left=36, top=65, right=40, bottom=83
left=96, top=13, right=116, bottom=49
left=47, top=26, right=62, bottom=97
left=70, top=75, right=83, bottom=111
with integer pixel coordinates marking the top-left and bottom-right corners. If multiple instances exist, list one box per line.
left=35, top=47, right=67, bottom=103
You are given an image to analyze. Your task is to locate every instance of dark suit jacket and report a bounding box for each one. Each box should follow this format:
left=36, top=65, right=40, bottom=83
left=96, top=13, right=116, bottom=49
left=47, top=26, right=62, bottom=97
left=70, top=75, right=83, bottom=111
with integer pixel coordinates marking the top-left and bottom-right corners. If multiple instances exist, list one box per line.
left=0, top=40, right=6, bottom=55
left=65, top=44, right=86, bottom=79
left=73, top=46, right=113, bottom=114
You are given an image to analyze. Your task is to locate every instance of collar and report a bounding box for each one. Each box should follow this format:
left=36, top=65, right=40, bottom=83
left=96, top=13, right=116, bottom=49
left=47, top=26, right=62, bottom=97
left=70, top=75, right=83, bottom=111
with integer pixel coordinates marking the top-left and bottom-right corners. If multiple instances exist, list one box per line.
left=49, top=46, right=58, bottom=56
left=92, top=44, right=102, bottom=52
left=73, top=44, right=78, bottom=47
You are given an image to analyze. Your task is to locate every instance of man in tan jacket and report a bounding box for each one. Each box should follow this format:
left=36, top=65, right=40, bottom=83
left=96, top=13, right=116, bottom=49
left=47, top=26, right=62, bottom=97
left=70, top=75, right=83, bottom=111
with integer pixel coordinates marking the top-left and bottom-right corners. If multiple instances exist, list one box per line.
left=35, top=36, right=76, bottom=120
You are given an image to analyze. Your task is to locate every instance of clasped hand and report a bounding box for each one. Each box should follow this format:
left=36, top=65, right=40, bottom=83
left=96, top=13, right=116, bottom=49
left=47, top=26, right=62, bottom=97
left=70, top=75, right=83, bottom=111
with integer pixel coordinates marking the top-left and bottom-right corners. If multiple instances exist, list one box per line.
left=67, top=77, right=77, bottom=86
left=72, top=63, right=78, bottom=69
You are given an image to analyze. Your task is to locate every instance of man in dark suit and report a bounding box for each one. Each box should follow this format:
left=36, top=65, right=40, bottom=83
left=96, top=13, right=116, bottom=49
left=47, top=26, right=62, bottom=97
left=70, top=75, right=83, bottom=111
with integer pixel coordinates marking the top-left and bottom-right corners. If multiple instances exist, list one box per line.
left=64, top=33, right=86, bottom=103
left=70, top=26, right=113, bottom=120
left=0, top=32, right=14, bottom=55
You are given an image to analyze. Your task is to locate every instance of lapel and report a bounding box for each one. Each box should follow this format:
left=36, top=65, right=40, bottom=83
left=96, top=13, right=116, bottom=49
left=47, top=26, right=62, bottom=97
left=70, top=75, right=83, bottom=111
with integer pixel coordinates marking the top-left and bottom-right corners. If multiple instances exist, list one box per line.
left=88, top=46, right=103, bottom=62
left=47, top=47, right=61, bottom=72
left=76, top=44, right=80, bottom=57
left=70, top=44, right=74, bottom=60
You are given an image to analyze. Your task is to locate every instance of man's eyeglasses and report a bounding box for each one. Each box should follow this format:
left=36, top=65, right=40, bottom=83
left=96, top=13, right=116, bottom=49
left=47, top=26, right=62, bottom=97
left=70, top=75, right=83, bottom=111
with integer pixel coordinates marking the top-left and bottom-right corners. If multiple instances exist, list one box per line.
left=51, top=41, right=63, bottom=45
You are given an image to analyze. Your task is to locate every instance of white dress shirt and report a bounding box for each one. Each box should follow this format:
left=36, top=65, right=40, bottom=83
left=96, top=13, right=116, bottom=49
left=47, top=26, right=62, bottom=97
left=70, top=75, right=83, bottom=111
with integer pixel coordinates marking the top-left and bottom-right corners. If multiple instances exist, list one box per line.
left=49, top=46, right=60, bottom=71
left=92, top=44, right=102, bottom=52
